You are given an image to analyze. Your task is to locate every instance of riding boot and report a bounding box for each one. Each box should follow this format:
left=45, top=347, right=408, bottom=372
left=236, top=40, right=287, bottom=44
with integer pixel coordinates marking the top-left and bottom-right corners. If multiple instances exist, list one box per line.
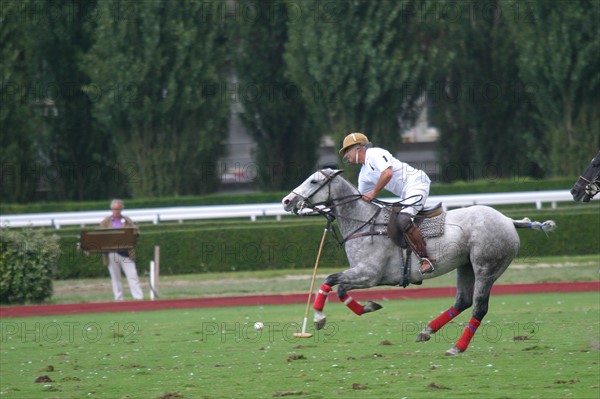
left=404, top=224, right=435, bottom=274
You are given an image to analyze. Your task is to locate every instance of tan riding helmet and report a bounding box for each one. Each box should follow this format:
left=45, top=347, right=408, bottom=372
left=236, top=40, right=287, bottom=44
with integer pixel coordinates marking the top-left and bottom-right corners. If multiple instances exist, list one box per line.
left=339, top=132, right=370, bottom=155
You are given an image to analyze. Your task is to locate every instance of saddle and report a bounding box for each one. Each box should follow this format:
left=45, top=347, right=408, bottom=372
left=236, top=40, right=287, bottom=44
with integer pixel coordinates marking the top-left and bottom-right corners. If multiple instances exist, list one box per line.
left=387, top=202, right=445, bottom=248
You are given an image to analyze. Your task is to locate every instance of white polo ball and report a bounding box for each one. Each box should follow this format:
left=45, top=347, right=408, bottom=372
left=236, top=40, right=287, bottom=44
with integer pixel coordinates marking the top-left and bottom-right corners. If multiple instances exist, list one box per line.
left=254, top=322, right=264, bottom=331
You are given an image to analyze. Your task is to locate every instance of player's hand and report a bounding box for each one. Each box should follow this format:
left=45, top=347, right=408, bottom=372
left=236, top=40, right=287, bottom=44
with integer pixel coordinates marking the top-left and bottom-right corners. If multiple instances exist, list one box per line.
left=362, top=192, right=375, bottom=202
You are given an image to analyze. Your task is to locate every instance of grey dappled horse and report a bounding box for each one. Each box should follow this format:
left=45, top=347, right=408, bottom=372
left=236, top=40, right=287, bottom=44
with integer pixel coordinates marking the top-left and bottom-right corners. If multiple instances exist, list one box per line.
left=571, top=149, right=600, bottom=202
left=282, top=169, right=556, bottom=355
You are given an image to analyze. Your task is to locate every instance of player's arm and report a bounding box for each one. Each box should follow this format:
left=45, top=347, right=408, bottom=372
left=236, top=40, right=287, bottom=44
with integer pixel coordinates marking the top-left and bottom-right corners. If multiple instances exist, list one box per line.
left=362, top=166, right=393, bottom=202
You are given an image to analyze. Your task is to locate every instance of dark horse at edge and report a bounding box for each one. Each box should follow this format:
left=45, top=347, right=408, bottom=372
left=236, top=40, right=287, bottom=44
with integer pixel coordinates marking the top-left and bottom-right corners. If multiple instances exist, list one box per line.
left=571, top=149, right=600, bottom=202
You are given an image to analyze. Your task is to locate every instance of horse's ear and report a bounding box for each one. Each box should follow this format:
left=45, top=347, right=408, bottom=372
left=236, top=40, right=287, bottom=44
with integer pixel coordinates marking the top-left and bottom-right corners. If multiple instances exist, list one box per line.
left=319, top=168, right=343, bottom=176
left=593, top=150, right=600, bottom=167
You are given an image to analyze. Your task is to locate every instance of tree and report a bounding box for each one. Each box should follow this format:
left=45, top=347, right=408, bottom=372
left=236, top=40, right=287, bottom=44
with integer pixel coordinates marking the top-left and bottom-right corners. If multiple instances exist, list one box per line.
left=83, top=1, right=231, bottom=197
left=504, top=0, right=600, bottom=175
left=285, top=0, right=441, bottom=157
left=429, top=0, right=541, bottom=181
left=25, top=0, right=123, bottom=201
left=1, top=0, right=40, bottom=203
left=233, top=0, right=319, bottom=190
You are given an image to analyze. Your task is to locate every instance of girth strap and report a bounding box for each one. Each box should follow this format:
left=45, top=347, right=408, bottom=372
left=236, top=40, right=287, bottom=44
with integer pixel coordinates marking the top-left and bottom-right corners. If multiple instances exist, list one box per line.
left=400, top=248, right=412, bottom=288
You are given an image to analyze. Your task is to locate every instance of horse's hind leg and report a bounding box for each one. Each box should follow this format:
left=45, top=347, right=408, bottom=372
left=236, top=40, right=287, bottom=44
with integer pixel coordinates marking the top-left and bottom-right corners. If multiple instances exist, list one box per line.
left=446, top=278, right=495, bottom=356
left=417, top=263, right=475, bottom=342
left=445, top=245, right=514, bottom=355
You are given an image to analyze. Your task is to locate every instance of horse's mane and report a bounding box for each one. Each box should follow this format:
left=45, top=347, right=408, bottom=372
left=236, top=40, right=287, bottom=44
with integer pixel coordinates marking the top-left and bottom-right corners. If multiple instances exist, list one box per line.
left=322, top=169, right=360, bottom=193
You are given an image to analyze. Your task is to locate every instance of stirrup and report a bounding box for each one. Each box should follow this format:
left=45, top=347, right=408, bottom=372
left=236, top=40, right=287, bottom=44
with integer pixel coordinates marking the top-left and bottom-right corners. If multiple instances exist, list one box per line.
left=419, top=258, right=435, bottom=274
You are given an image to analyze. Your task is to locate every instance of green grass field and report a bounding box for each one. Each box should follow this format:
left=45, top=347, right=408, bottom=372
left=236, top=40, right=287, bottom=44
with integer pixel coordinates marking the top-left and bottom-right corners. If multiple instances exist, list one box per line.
left=1, top=291, right=598, bottom=399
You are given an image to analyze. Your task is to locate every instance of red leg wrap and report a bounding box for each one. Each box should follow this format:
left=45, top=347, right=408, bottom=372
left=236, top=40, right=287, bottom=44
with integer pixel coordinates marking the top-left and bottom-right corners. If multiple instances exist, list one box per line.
left=456, top=317, right=481, bottom=352
left=313, top=284, right=331, bottom=311
left=429, top=306, right=460, bottom=332
left=341, top=295, right=364, bottom=316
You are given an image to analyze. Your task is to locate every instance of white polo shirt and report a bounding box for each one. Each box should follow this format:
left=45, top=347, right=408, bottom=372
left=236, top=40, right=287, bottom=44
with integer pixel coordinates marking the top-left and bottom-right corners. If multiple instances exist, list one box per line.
left=358, top=147, right=431, bottom=201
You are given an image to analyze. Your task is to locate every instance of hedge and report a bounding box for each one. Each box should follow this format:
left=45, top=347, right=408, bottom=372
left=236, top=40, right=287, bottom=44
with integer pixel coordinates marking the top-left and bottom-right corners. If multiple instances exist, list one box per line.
left=1, top=229, right=61, bottom=304
left=53, top=206, right=598, bottom=279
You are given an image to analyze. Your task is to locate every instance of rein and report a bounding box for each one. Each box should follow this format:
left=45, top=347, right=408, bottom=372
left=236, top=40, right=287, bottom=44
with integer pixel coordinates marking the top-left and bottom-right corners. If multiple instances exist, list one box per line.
left=297, top=192, right=385, bottom=246
left=320, top=195, right=425, bottom=246
left=328, top=206, right=387, bottom=246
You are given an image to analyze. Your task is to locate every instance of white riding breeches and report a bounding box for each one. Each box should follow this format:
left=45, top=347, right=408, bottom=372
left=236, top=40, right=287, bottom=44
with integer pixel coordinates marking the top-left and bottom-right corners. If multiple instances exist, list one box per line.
left=401, top=183, right=430, bottom=217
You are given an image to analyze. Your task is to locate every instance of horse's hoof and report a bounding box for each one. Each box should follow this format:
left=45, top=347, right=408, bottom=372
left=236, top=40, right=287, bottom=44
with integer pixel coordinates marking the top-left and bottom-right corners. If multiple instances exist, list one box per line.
left=314, top=318, right=327, bottom=330
left=363, top=301, right=383, bottom=314
left=445, top=346, right=463, bottom=356
left=416, top=332, right=431, bottom=342
left=415, top=326, right=433, bottom=342
left=314, top=312, right=327, bottom=330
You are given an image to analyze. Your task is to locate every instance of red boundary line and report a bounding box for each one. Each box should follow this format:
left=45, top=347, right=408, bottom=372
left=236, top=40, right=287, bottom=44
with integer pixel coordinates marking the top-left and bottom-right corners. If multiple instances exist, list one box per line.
left=1, top=281, right=598, bottom=318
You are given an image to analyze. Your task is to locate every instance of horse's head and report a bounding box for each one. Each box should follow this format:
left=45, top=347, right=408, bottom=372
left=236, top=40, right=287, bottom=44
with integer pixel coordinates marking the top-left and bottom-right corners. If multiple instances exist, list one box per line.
left=282, top=169, right=344, bottom=215
left=571, top=150, right=600, bottom=202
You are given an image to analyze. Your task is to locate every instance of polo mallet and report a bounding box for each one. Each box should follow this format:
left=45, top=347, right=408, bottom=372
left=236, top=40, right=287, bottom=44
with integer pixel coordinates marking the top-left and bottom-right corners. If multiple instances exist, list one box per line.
left=293, top=227, right=328, bottom=338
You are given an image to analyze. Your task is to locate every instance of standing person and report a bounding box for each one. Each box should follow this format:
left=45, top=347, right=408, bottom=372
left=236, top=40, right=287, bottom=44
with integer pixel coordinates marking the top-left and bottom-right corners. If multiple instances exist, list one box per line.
left=100, top=199, right=144, bottom=301
left=339, top=132, right=435, bottom=274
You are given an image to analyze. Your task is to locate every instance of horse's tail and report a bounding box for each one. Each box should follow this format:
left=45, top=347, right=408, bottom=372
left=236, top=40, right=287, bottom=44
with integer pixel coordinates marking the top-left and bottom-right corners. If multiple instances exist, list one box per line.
left=512, top=217, right=557, bottom=233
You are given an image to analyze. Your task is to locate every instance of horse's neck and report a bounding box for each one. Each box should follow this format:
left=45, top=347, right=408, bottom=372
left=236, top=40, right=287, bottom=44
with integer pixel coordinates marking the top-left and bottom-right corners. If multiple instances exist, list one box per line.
left=331, top=181, right=382, bottom=235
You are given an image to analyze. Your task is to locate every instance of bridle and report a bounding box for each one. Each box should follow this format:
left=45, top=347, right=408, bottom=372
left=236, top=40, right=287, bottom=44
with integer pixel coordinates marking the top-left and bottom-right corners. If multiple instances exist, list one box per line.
left=575, top=174, right=600, bottom=199
left=291, top=170, right=362, bottom=217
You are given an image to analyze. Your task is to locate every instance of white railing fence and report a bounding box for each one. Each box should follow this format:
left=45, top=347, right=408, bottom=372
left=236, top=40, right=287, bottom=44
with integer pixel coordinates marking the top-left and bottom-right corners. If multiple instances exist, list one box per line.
left=0, top=190, right=591, bottom=229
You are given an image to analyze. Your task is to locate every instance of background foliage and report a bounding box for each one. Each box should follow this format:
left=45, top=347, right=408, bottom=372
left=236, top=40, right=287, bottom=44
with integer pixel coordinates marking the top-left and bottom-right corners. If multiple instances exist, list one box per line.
left=1, top=0, right=599, bottom=203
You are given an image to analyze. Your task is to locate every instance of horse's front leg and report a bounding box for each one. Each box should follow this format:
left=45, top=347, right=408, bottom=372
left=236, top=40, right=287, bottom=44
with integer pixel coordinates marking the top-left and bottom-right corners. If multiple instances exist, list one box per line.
left=313, top=270, right=384, bottom=330
left=336, top=283, right=382, bottom=317
left=312, top=273, right=339, bottom=330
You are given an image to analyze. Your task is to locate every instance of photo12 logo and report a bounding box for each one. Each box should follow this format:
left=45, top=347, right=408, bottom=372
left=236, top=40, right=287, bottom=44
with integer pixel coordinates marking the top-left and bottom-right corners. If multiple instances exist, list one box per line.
left=199, top=321, right=339, bottom=344
left=1, top=321, right=139, bottom=344
left=400, top=321, right=540, bottom=344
